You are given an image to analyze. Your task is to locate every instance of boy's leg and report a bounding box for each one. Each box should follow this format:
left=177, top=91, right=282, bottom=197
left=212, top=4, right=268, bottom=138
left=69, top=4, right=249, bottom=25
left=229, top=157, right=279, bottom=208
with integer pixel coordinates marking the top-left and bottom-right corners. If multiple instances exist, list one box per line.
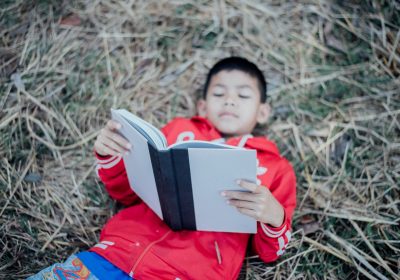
left=27, top=253, right=98, bottom=280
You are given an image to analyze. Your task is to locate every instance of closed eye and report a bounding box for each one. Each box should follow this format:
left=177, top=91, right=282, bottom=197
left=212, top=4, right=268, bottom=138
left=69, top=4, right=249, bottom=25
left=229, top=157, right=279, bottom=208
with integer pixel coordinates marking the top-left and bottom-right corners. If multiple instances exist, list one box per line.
left=213, top=93, right=224, bottom=97
left=239, top=94, right=251, bottom=99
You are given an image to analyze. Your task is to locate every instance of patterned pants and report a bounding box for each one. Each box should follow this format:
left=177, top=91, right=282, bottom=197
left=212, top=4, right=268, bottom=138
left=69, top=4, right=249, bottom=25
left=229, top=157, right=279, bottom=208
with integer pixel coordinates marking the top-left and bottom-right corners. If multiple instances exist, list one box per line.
left=27, top=254, right=98, bottom=280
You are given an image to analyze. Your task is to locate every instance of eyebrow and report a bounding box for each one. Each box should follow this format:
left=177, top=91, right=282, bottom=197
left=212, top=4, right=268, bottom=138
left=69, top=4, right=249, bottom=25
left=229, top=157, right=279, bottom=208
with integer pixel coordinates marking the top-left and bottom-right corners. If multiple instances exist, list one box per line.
left=213, top=84, right=254, bottom=91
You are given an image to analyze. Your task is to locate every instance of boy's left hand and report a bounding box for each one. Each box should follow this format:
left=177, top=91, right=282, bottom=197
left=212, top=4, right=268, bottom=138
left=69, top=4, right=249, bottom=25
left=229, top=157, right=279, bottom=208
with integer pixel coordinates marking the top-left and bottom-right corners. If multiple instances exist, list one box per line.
left=221, top=180, right=284, bottom=228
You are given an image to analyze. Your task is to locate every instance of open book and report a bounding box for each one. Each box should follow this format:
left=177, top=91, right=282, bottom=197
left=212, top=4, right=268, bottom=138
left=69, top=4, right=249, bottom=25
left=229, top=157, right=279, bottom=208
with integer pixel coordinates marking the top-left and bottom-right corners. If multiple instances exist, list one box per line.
left=111, top=109, right=257, bottom=233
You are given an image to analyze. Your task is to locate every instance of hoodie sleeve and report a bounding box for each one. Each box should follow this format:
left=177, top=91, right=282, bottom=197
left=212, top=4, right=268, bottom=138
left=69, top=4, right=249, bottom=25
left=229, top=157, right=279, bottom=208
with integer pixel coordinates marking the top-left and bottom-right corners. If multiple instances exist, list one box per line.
left=250, top=160, right=297, bottom=263
left=95, top=153, right=140, bottom=206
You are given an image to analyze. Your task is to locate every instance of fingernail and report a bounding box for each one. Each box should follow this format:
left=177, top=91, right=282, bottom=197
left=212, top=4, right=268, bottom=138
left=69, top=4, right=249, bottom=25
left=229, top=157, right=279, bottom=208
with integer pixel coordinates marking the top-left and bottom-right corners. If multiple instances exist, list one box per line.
left=117, top=124, right=122, bottom=129
left=236, top=179, right=241, bottom=184
left=127, top=143, right=132, bottom=149
left=221, top=192, right=226, bottom=197
left=226, top=200, right=231, bottom=205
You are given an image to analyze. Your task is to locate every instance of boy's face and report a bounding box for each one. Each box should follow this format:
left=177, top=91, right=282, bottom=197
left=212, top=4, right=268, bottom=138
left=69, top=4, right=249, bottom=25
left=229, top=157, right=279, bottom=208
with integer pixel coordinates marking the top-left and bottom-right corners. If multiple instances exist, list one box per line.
left=197, top=70, right=270, bottom=137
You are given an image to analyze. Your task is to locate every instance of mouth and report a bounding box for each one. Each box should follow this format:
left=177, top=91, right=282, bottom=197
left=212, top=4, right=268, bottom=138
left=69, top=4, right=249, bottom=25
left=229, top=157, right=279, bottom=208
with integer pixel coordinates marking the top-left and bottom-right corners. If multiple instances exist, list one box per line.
left=219, top=112, right=238, bottom=118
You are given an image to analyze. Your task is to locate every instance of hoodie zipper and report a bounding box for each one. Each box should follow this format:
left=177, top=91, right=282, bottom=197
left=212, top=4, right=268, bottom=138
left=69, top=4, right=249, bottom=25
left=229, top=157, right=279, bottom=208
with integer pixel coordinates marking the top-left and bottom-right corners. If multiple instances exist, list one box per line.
left=129, top=230, right=172, bottom=276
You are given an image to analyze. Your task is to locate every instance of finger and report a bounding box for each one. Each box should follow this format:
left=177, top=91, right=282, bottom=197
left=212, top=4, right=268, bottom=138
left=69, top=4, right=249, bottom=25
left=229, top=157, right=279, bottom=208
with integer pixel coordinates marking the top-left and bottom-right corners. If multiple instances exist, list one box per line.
left=101, top=135, right=129, bottom=154
left=106, top=120, right=122, bottom=131
left=237, top=179, right=264, bottom=193
left=98, top=142, right=121, bottom=156
left=236, top=208, right=258, bottom=220
left=228, top=199, right=257, bottom=210
left=103, top=129, right=132, bottom=150
left=104, top=140, right=127, bottom=155
left=222, top=191, right=258, bottom=202
left=98, top=133, right=125, bottom=154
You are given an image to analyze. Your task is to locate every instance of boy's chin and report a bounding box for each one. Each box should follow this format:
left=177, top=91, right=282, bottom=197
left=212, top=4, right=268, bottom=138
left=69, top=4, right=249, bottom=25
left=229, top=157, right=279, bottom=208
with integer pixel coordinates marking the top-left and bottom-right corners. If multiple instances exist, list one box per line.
left=215, top=121, right=253, bottom=137
left=217, top=127, right=245, bottom=138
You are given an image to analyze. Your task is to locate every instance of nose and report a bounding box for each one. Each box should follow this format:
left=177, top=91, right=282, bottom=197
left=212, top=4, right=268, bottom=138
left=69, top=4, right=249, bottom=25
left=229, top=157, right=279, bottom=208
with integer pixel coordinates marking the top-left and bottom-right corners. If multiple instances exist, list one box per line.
left=224, top=95, right=236, bottom=107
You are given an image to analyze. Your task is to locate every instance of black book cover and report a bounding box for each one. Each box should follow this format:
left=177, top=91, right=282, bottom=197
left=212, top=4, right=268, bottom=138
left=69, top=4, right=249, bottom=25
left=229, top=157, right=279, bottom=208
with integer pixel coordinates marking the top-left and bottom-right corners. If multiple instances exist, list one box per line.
left=171, top=149, right=196, bottom=230
left=148, top=144, right=197, bottom=231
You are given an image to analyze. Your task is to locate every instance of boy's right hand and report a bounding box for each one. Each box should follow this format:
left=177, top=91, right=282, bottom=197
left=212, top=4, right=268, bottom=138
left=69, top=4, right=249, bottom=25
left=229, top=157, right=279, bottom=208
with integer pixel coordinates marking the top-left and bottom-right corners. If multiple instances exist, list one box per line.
left=94, top=120, right=132, bottom=156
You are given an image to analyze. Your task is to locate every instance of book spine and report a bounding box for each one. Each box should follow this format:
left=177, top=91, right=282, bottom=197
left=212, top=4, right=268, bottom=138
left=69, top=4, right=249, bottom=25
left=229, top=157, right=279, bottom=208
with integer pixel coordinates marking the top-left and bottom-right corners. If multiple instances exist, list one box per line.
left=148, top=143, right=182, bottom=230
left=171, top=149, right=196, bottom=230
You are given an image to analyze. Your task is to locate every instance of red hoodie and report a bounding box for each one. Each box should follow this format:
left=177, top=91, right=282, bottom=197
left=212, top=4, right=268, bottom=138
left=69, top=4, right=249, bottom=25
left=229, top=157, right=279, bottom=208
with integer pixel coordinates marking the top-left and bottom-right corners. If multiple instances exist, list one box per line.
left=91, top=116, right=296, bottom=280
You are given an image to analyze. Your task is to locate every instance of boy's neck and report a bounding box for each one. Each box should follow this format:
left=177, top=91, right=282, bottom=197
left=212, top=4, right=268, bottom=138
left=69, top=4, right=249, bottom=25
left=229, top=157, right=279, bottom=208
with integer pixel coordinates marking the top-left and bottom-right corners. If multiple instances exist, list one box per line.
left=220, top=132, right=253, bottom=140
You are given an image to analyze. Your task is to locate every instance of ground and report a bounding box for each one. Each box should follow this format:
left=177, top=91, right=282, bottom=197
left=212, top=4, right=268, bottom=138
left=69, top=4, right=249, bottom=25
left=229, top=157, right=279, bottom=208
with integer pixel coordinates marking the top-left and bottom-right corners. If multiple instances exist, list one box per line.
left=0, top=0, right=399, bottom=279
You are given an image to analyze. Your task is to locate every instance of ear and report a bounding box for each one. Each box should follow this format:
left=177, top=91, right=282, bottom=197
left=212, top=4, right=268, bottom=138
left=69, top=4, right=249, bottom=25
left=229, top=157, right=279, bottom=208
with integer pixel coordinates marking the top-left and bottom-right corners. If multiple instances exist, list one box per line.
left=257, top=103, right=271, bottom=124
left=197, top=99, right=207, bottom=117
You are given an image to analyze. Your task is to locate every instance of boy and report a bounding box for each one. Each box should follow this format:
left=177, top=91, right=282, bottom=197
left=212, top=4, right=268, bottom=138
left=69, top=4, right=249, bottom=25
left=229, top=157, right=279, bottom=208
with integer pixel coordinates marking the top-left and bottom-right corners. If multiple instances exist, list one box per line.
left=29, top=57, right=296, bottom=280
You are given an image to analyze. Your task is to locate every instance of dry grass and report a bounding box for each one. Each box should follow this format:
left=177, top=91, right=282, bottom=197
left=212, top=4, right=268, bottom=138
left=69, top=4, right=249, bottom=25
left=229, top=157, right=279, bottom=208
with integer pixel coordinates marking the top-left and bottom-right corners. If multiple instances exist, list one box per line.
left=1, top=0, right=399, bottom=279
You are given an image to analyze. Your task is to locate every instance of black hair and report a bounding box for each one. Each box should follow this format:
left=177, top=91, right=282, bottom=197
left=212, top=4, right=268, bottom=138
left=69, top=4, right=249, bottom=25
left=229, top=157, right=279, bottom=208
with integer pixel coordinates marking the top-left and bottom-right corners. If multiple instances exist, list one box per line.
left=202, top=56, right=267, bottom=103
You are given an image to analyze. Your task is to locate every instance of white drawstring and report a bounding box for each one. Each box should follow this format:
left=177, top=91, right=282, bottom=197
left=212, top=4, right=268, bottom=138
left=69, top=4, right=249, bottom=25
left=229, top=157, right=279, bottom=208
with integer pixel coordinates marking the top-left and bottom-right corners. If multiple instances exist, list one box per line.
left=214, top=241, right=222, bottom=265
left=237, top=134, right=253, bottom=147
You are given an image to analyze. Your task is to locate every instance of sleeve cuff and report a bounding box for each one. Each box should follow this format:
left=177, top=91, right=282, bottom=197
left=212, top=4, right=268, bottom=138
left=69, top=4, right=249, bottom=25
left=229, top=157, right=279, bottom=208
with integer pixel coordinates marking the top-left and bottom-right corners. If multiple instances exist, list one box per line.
left=94, top=150, right=122, bottom=170
left=259, top=210, right=288, bottom=238
left=93, top=147, right=111, bottom=158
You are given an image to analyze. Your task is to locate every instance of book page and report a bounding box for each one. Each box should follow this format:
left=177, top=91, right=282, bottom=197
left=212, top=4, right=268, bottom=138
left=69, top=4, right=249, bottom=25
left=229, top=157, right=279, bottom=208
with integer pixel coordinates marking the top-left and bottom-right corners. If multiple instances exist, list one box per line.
left=188, top=149, right=257, bottom=233
left=112, top=110, right=163, bottom=219
left=169, top=140, right=241, bottom=150
left=113, top=109, right=167, bottom=149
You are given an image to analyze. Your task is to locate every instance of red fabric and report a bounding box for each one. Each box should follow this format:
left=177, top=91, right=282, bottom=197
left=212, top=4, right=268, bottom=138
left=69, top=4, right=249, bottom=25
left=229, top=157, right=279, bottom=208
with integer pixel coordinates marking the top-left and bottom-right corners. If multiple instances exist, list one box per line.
left=91, top=116, right=296, bottom=280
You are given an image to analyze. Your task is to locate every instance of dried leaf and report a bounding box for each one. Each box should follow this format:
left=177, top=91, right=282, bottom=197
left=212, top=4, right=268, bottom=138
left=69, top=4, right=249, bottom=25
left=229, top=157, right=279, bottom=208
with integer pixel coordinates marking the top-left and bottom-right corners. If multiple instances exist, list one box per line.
left=24, top=173, right=42, bottom=183
left=59, top=14, right=81, bottom=26
left=300, top=215, right=316, bottom=224
left=330, top=133, right=353, bottom=164
left=10, top=72, right=25, bottom=91
left=299, top=221, right=321, bottom=235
